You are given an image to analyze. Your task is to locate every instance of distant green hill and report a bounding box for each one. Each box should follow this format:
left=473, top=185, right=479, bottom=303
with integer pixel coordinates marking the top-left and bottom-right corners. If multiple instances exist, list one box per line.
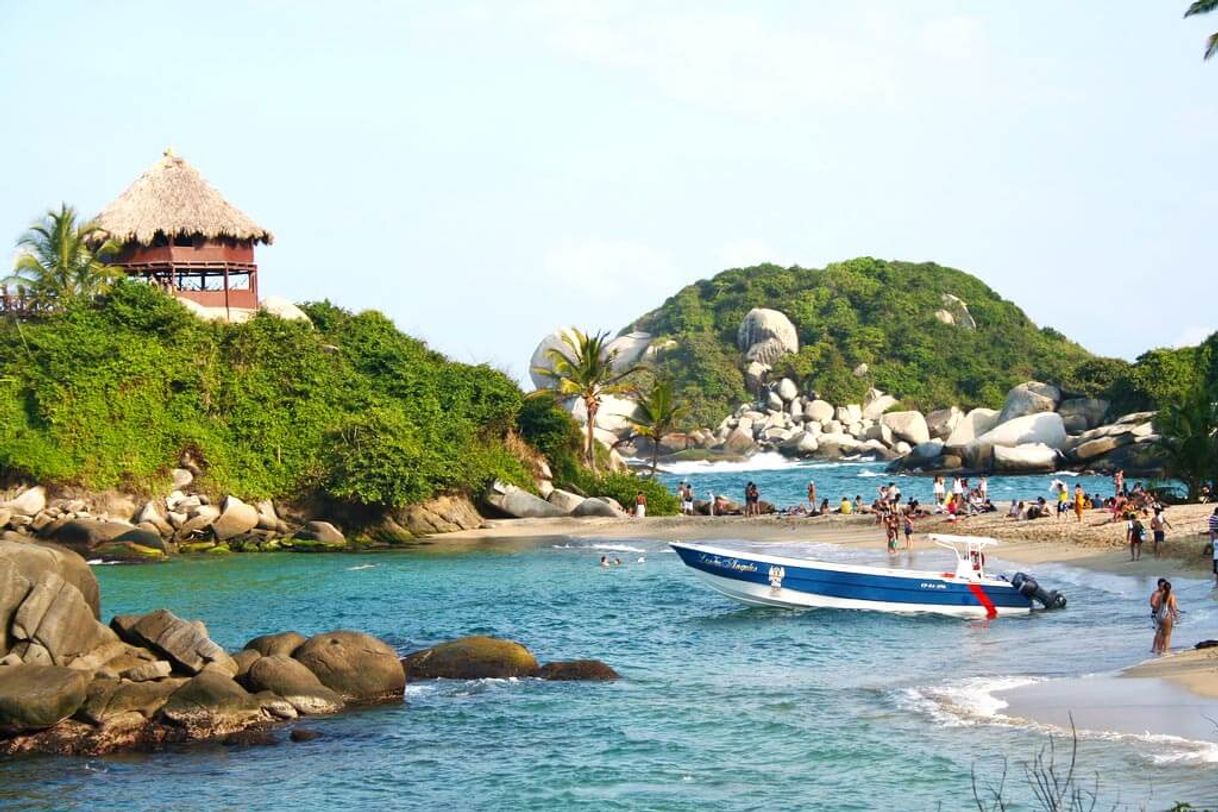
left=627, top=258, right=1112, bottom=426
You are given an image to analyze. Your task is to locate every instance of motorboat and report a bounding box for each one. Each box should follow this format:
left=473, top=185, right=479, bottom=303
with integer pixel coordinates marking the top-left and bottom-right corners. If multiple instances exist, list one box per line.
left=669, top=534, right=1066, bottom=619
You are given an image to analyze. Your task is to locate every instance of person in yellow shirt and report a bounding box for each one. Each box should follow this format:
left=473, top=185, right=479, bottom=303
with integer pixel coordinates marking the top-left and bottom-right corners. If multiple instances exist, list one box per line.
left=1073, top=484, right=1085, bottom=523
left=840, top=496, right=853, bottom=515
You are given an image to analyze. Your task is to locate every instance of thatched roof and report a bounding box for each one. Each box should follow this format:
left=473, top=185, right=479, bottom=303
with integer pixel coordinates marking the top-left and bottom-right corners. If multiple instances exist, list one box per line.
left=93, top=149, right=273, bottom=246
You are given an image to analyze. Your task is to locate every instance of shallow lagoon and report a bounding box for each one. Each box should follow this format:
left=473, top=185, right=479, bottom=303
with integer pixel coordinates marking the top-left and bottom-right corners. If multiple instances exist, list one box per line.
left=1, top=531, right=1214, bottom=811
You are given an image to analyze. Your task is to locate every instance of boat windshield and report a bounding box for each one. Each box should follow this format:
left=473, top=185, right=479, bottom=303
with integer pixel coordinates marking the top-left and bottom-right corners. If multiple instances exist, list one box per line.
left=930, top=534, right=1000, bottom=580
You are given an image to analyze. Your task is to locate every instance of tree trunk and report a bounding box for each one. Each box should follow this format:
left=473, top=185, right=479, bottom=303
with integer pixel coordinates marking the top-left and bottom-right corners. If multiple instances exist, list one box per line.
left=651, top=439, right=658, bottom=476
left=586, top=399, right=599, bottom=475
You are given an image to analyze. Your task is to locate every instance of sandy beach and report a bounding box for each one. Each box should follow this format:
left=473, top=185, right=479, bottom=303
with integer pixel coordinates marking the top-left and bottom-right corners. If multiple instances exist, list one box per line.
left=440, top=506, right=1218, bottom=743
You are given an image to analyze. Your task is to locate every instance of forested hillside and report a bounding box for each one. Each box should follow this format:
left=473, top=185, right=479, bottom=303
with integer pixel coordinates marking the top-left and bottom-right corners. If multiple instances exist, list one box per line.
left=628, top=258, right=1159, bottom=425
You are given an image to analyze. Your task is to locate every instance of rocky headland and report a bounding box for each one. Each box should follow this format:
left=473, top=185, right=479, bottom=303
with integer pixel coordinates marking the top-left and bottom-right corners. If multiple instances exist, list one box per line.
left=531, top=303, right=1170, bottom=479
left=0, top=539, right=617, bottom=756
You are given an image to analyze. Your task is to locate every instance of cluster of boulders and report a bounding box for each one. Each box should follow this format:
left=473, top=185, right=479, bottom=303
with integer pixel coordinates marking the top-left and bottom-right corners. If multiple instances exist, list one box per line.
left=886, top=382, right=1165, bottom=475
left=686, top=377, right=1166, bottom=475
left=0, top=540, right=616, bottom=755
left=0, top=472, right=488, bottom=562
left=484, top=479, right=630, bottom=520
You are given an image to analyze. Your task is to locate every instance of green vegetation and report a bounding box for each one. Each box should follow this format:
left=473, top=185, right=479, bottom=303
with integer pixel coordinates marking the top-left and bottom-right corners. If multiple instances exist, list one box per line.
left=6, top=205, right=121, bottom=306
left=0, top=282, right=533, bottom=509
left=533, top=328, right=636, bottom=474
left=630, top=379, right=689, bottom=474
left=1185, top=0, right=1218, bottom=60
left=628, top=258, right=1100, bottom=424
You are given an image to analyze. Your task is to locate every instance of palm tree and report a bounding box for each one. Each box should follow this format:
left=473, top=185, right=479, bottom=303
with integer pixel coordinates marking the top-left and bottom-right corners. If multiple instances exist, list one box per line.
left=1155, top=381, right=1217, bottom=499
left=8, top=205, right=122, bottom=307
left=631, top=379, right=689, bottom=475
left=533, top=329, right=635, bottom=474
left=1185, top=0, right=1218, bottom=60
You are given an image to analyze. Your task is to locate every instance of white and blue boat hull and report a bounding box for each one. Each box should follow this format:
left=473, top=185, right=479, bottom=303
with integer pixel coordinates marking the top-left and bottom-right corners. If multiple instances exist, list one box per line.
left=671, top=541, right=1035, bottom=618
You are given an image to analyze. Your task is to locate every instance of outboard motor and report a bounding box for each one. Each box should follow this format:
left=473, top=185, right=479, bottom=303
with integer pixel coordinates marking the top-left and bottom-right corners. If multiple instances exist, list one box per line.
left=1011, top=572, right=1067, bottom=610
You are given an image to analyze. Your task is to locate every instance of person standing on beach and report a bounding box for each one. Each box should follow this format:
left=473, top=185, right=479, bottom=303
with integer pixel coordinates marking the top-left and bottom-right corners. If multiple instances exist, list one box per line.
left=807, top=480, right=817, bottom=509
left=1128, top=515, right=1146, bottom=561
left=1152, top=581, right=1179, bottom=654
left=978, top=476, right=988, bottom=502
left=933, top=476, right=945, bottom=506
left=1073, top=484, right=1085, bottom=523
left=634, top=491, right=647, bottom=519
left=1114, top=469, right=1125, bottom=497
left=952, top=477, right=964, bottom=501
left=1150, top=508, right=1171, bottom=558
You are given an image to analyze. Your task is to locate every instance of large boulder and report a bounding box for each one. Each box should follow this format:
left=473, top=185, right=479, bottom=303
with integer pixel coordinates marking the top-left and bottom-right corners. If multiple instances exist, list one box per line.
left=815, top=433, right=864, bottom=459
left=835, top=404, right=863, bottom=425
left=973, top=412, right=1067, bottom=450
left=997, top=381, right=1061, bottom=424
left=571, top=498, right=627, bottom=518
left=77, top=677, right=186, bottom=725
left=8, top=571, right=117, bottom=666
left=212, top=496, right=259, bottom=541
left=1057, top=398, right=1110, bottom=434
left=880, top=411, right=930, bottom=446
left=906, top=441, right=945, bottom=467
left=945, top=408, right=1002, bottom=447
left=1071, top=435, right=1125, bottom=461
left=244, top=655, right=343, bottom=715
left=804, top=399, right=834, bottom=424
left=0, top=541, right=98, bottom=620
left=546, top=489, right=586, bottom=514
left=111, top=609, right=237, bottom=676
left=402, top=636, right=540, bottom=680
left=737, top=308, right=798, bottom=364
left=925, top=407, right=963, bottom=440
left=861, top=393, right=898, bottom=421
left=0, top=558, right=29, bottom=655
left=993, top=443, right=1059, bottom=473
left=259, top=295, right=312, bottom=323
left=158, top=671, right=266, bottom=736
left=0, top=664, right=90, bottom=734
left=529, top=328, right=648, bottom=390
left=568, top=394, right=641, bottom=438
left=3, top=486, right=47, bottom=517
left=604, top=331, right=653, bottom=370
left=537, top=660, right=620, bottom=681
left=775, top=378, right=799, bottom=402
left=292, top=631, right=405, bottom=703
left=744, top=361, right=770, bottom=393
left=244, top=631, right=307, bottom=658
left=132, top=502, right=172, bottom=537
left=41, top=519, right=133, bottom=558
left=483, top=482, right=566, bottom=519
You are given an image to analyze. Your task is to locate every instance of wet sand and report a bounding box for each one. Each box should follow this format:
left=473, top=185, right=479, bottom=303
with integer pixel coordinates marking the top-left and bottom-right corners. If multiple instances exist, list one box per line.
left=1000, top=675, right=1218, bottom=743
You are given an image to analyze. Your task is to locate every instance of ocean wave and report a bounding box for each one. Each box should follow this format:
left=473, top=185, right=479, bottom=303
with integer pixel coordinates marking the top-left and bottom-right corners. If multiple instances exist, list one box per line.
left=590, top=543, right=646, bottom=553
left=346, top=564, right=378, bottom=571
left=902, top=676, right=1218, bottom=765
left=661, top=452, right=804, bottom=475
left=85, top=559, right=125, bottom=566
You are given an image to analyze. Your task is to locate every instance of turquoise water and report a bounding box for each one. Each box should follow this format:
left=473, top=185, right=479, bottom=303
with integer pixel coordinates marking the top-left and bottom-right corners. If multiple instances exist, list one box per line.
left=2, top=525, right=1216, bottom=809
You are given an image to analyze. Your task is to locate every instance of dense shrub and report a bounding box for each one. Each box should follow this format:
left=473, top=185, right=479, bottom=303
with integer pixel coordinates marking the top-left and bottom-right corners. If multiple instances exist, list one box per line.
left=0, top=283, right=531, bottom=509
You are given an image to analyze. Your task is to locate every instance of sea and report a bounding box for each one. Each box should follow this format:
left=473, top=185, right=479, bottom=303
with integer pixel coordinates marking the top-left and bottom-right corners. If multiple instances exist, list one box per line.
left=1, top=459, right=1215, bottom=810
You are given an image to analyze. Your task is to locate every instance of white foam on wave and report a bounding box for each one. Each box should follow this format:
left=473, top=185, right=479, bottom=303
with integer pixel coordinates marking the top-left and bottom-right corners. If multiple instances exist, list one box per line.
left=661, top=452, right=803, bottom=475
left=346, top=563, right=378, bottom=571
left=590, top=543, right=646, bottom=553
left=856, top=470, right=882, bottom=478
left=899, top=675, right=1043, bottom=727
left=86, top=559, right=124, bottom=566
left=901, top=676, right=1218, bottom=765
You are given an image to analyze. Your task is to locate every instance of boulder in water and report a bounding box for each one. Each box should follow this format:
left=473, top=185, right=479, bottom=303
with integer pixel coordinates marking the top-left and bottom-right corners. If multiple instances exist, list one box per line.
left=402, top=635, right=540, bottom=680
left=292, top=631, right=404, bottom=703
left=0, top=664, right=90, bottom=734
left=537, top=660, right=620, bottom=681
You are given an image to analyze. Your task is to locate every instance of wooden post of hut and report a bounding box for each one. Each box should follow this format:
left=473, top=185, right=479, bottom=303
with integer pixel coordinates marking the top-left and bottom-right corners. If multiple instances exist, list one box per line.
left=90, top=149, right=273, bottom=320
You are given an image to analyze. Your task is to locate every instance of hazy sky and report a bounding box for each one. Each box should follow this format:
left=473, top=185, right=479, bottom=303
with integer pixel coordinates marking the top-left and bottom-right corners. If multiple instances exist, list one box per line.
left=2, top=2, right=1214, bottom=382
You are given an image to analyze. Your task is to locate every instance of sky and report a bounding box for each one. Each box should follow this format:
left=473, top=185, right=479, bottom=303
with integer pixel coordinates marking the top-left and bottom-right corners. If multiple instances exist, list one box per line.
left=1, top=1, right=1215, bottom=382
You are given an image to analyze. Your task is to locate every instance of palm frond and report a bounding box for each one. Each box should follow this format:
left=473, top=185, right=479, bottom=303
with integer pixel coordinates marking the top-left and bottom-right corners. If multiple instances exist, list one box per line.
left=1185, top=0, right=1218, bottom=18
left=1205, top=31, right=1218, bottom=59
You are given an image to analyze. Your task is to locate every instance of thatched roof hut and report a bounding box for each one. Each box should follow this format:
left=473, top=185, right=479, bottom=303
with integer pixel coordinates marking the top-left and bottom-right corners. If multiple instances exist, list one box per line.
left=93, top=149, right=273, bottom=246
